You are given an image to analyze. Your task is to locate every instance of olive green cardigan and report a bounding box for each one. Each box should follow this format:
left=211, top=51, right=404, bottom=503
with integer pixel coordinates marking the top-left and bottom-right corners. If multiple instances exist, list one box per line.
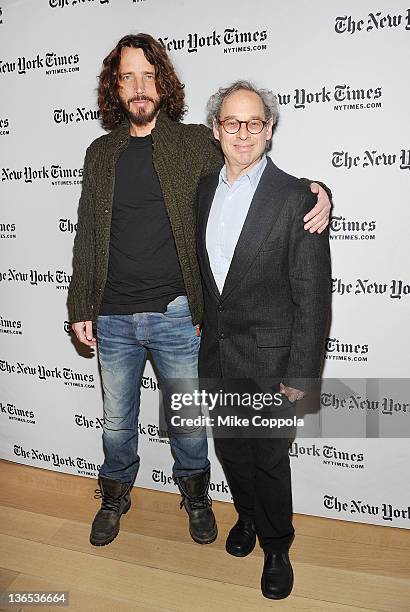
left=67, top=111, right=222, bottom=325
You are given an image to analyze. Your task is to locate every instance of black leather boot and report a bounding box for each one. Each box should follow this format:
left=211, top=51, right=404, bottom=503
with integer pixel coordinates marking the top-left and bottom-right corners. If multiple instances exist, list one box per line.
left=175, top=470, right=217, bottom=544
left=90, top=476, right=132, bottom=546
left=225, top=518, right=256, bottom=557
left=261, top=551, right=294, bottom=599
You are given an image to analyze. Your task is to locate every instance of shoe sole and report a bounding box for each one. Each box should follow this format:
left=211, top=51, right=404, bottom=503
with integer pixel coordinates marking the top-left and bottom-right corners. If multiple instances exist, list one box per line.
left=89, top=500, right=131, bottom=547
left=261, top=584, right=294, bottom=600
left=261, top=588, right=293, bottom=600
left=189, top=525, right=218, bottom=545
left=226, top=536, right=256, bottom=557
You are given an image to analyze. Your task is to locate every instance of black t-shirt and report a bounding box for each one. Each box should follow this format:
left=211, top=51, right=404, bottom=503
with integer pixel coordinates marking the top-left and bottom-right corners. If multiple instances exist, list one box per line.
left=99, top=134, right=186, bottom=315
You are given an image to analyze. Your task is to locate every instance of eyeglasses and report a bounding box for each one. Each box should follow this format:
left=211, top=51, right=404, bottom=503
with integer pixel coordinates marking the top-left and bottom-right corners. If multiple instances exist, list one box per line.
left=217, top=118, right=269, bottom=134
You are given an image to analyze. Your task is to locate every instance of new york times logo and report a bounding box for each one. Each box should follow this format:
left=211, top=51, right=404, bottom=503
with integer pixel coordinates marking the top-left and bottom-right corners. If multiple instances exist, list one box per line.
left=75, top=414, right=104, bottom=429
left=0, top=268, right=71, bottom=290
left=335, top=10, right=410, bottom=35
left=332, top=278, right=410, bottom=299
left=332, top=149, right=410, bottom=171
left=1, top=401, right=35, bottom=424
left=13, top=444, right=101, bottom=476
left=321, top=392, right=410, bottom=416
left=330, top=216, right=376, bottom=241
left=325, top=338, right=369, bottom=363
left=290, top=442, right=365, bottom=469
left=54, top=106, right=99, bottom=125
left=0, top=222, right=16, bottom=239
left=324, top=495, right=410, bottom=523
left=0, top=315, right=22, bottom=336
left=159, top=27, right=268, bottom=55
left=0, top=52, right=80, bottom=76
left=49, top=0, right=109, bottom=7
left=1, top=164, right=83, bottom=186
left=277, top=84, right=382, bottom=112
left=152, top=469, right=230, bottom=493
left=0, top=359, right=95, bottom=388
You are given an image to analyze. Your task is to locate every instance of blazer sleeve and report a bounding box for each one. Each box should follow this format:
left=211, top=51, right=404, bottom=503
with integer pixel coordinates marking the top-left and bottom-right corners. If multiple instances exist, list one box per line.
left=66, top=145, right=96, bottom=323
left=283, top=189, right=332, bottom=391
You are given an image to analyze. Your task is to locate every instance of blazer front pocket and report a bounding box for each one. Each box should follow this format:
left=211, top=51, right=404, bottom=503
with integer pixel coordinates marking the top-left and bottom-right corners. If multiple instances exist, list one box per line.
left=256, top=327, right=292, bottom=347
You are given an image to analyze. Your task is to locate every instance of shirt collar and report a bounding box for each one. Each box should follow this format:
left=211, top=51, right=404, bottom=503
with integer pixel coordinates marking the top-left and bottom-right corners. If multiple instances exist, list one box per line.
left=218, top=154, right=267, bottom=189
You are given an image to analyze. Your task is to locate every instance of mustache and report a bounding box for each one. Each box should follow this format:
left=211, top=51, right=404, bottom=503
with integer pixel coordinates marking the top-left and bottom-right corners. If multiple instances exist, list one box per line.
left=128, top=95, right=155, bottom=104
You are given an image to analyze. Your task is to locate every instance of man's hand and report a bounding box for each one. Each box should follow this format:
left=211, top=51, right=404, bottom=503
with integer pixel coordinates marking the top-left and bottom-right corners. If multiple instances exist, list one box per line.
left=196, top=324, right=201, bottom=337
left=304, top=182, right=331, bottom=234
left=72, top=320, right=96, bottom=347
left=280, top=382, right=304, bottom=403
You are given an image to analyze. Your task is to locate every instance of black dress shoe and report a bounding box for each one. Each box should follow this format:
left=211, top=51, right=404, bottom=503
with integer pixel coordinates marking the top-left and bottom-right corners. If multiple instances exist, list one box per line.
left=261, top=551, right=294, bottom=600
left=225, top=519, right=256, bottom=557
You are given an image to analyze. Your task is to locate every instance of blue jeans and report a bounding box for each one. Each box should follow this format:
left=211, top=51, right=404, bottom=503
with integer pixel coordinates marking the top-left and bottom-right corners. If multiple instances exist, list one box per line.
left=96, top=296, right=209, bottom=483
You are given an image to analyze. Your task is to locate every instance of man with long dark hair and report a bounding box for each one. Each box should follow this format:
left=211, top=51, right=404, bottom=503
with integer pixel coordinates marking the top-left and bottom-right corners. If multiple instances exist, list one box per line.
left=67, top=33, right=331, bottom=548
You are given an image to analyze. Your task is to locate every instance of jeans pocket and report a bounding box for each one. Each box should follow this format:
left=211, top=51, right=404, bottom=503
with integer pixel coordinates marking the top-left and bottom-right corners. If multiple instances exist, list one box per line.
left=163, top=295, right=191, bottom=319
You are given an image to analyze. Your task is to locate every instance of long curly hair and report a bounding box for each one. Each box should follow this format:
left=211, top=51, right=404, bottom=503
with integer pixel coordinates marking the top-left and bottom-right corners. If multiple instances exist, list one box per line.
left=98, top=33, right=186, bottom=130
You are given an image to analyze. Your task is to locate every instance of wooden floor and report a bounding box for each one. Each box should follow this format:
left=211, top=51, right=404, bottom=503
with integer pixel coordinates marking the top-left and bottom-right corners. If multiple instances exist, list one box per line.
left=0, top=461, right=409, bottom=612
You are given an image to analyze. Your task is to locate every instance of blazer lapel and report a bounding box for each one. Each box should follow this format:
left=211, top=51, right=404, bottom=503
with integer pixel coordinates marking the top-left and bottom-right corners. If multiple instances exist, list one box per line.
left=221, top=158, right=290, bottom=302
left=197, top=173, right=221, bottom=300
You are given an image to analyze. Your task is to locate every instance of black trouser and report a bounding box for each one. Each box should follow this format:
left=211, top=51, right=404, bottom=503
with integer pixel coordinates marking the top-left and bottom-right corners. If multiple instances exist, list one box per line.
left=214, top=436, right=294, bottom=553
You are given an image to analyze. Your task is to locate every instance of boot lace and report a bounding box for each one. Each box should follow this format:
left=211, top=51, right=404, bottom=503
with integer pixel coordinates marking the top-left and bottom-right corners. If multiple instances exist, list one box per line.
left=94, top=488, right=122, bottom=513
left=180, top=492, right=212, bottom=511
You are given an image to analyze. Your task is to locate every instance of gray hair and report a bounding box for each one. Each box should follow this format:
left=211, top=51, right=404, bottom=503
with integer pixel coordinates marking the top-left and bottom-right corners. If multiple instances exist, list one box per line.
left=206, top=80, right=279, bottom=127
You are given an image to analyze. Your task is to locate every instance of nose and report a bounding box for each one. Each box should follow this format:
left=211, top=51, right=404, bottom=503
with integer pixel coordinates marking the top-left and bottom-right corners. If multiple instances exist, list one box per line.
left=134, top=76, right=145, bottom=93
left=238, top=122, right=249, bottom=140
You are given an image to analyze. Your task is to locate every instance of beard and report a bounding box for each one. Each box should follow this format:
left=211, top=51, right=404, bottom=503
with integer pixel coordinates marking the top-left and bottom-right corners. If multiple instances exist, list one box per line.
left=121, top=94, right=161, bottom=127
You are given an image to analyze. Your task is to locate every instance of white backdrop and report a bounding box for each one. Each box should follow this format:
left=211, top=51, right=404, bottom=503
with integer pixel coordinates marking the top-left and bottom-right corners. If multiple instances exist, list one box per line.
left=1, top=0, right=409, bottom=528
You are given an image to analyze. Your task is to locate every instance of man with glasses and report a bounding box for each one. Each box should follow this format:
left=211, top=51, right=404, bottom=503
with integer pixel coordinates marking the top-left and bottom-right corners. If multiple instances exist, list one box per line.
left=196, top=81, right=331, bottom=598
left=67, top=34, right=331, bottom=550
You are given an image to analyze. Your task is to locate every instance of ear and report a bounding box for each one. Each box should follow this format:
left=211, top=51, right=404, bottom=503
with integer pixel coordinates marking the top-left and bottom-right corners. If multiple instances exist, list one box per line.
left=212, top=119, right=220, bottom=142
left=265, top=118, right=273, bottom=142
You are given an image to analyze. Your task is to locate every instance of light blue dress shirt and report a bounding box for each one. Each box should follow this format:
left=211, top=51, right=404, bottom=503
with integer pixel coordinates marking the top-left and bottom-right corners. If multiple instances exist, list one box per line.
left=206, top=155, right=267, bottom=294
